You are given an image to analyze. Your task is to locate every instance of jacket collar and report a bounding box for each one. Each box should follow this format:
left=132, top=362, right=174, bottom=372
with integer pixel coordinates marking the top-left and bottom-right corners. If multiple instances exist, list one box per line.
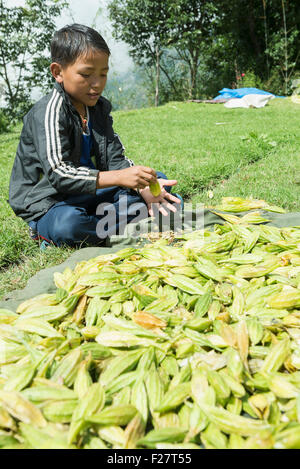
left=53, top=81, right=112, bottom=117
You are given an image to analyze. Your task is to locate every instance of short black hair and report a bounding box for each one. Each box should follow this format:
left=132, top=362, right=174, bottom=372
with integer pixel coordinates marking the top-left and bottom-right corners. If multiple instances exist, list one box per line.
left=51, top=24, right=110, bottom=67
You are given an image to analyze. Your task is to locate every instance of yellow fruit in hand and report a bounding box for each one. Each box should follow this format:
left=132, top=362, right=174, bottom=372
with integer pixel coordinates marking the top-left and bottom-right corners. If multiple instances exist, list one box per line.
left=149, top=181, right=161, bottom=197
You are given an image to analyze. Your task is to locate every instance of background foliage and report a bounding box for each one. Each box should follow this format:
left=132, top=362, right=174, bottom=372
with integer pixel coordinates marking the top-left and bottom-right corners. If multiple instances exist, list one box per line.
left=107, top=0, right=300, bottom=105
left=0, top=0, right=67, bottom=124
left=0, top=0, right=299, bottom=117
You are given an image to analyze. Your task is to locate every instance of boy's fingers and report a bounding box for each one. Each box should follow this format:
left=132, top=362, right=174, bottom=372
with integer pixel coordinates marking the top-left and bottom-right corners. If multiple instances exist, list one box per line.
left=148, top=204, right=154, bottom=217
left=159, top=179, right=178, bottom=187
left=148, top=202, right=160, bottom=217
left=148, top=202, right=180, bottom=217
left=136, top=175, right=152, bottom=187
left=140, top=166, right=157, bottom=177
left=144, top=166, right=157, bottom=175
left=138, top=178, right=152, bottom=188
left=144, top=176, right=158, bottom=184
left=161, top=201, right=178, bottom=213
left=139, top=172, right=157, bottom=184
left=158, top=205, right=169, bottom=217
left=165, top=193, right=181, bottom=204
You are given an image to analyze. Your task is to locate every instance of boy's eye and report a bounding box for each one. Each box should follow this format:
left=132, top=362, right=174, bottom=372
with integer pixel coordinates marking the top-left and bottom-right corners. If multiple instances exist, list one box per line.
left=80, top=73, right=107, bottom=78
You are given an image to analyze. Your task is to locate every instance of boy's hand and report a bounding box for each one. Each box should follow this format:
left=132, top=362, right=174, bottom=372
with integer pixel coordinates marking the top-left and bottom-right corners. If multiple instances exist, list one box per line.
left=139, top=179, right=181, bottom=217
left=118, top=166, right=157, bottom=190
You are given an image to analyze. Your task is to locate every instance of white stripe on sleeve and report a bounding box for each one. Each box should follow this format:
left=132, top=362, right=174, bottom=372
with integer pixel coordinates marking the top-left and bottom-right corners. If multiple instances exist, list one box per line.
left=45, top=89, right=96, bottom=181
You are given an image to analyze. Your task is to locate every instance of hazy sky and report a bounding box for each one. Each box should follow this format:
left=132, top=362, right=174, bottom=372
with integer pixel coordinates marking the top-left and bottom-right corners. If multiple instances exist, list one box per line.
left=5, top=0, right=133, bottom=73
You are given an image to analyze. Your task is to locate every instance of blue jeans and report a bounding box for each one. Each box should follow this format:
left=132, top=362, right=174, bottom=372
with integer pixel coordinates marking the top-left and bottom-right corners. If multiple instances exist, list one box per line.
left=28, top=171, right=169, bottom=247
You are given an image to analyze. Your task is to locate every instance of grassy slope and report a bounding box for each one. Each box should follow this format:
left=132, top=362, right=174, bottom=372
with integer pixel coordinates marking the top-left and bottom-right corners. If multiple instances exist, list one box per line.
left=0, top=126, right=74, bottom=298
left=112, top=98, right=300, bottom=206
left=0, top=98, right=299, bottom=298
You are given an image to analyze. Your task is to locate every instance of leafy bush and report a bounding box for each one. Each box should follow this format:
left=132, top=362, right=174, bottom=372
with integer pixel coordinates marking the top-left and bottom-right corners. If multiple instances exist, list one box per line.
left=0, top=110, right=10, bottom=134
left=237, top=70, right=263, bottom=89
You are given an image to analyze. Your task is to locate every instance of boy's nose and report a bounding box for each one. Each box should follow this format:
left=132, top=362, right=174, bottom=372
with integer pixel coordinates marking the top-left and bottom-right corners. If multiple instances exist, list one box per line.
left=91, top=78, right=104, bottom=90
left=91, top=85, right=101, bottom=92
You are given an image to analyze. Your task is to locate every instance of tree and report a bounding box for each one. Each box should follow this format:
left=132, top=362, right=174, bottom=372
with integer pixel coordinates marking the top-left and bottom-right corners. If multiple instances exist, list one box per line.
left=107, top=0, right=299, bottom=104
left=108, top=0, right=175, bottom=106
left=266, top=0, right=299, bottom=94
left=108, top=0, right=221, bottom=101
left=165, top=0, right=218, bottom=98
left=213, top=0, right=300, bottom=93
left=0, top=0, right=67, bottom=121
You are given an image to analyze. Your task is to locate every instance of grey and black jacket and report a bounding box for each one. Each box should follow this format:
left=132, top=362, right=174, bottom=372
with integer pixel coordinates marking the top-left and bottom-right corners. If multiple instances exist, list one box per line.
left=9, top=81, right=134, bottom=222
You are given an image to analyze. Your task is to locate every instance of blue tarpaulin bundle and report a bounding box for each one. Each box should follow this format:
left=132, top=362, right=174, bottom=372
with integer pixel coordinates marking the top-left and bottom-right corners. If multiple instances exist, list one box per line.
left=213, top=87, right=284, bottom=100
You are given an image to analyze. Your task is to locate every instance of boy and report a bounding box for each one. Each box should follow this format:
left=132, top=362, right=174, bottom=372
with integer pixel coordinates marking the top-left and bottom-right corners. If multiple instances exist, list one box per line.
left=9, top=24, right=181, bottom=247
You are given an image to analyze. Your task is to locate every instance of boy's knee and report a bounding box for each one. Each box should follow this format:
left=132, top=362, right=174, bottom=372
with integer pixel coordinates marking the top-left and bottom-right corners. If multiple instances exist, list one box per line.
left=51, top=208, right=87, bottom=245
left=156, top=170, right=168, bottom=180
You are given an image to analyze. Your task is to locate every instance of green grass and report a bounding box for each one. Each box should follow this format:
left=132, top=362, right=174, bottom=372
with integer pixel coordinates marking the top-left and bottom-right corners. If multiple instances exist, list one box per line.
left=113, top=99, right=300, bottom=203
left=0, top=125, right=74, bottom=298
left=1, top=98, right=299, bottom=299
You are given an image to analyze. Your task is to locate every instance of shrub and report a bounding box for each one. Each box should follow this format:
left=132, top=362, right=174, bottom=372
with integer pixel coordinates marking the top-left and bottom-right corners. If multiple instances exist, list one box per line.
left=237, top=70, right=263, bottom=89
left=0, top=109, right=10, bottom=134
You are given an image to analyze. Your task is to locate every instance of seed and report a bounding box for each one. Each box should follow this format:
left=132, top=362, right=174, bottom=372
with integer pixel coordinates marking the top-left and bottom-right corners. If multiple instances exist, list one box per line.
left=1, top=202, right=300, bottom=449
left=0, top=391, right=46, bottom=428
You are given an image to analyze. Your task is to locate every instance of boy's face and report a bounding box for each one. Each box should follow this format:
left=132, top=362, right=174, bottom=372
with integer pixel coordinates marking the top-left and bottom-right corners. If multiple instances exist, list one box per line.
left=51, top=50, right=109, bottom=113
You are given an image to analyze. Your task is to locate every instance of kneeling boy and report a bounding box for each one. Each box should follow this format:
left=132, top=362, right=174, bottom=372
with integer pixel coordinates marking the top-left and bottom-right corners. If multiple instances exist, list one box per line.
left=9, top=24, right=181, bottom=247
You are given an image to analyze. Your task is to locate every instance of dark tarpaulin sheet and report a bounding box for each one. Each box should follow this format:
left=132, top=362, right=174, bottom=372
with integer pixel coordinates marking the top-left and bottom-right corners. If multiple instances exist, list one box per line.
left=1, top=208, right=300, bottom=312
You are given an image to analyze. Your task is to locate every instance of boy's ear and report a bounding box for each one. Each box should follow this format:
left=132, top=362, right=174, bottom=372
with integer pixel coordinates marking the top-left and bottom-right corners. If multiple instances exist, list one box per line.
left=50, top=62, right=64, bottom=83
